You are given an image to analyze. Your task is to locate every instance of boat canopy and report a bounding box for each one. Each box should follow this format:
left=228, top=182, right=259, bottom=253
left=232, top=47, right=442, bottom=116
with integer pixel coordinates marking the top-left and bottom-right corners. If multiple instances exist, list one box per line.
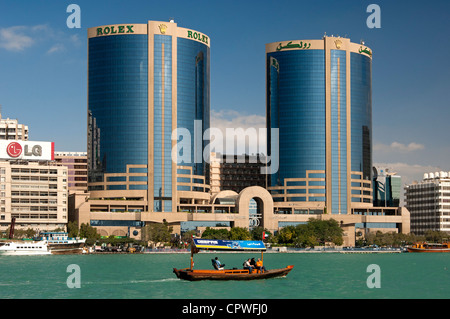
left=193, top=239, right=266, bottom=251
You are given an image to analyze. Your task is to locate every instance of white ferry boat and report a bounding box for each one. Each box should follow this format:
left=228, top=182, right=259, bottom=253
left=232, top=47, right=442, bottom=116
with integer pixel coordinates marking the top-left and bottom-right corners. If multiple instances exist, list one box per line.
left=34, top=232, right=86, bottom=254
left=0, top=241, right=51, bottom=256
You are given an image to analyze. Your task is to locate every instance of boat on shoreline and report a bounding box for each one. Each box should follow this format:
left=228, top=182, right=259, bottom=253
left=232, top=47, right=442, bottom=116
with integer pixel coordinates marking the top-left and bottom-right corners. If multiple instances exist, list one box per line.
left=406, top=242, right=450, bottom=253
left=34, top=232, right=86, bottom=255
left=0, top=241, right=52, bottom=256
left=173, top=238, right=294, bottom=281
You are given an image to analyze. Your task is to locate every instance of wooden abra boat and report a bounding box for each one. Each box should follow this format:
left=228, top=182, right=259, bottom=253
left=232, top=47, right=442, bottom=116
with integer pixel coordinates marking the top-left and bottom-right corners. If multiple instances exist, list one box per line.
left=407, top=242, right=450, bottom=253
left=173, top=238, right=294, bottom=281
left=173, top=265, right=294, bottom=281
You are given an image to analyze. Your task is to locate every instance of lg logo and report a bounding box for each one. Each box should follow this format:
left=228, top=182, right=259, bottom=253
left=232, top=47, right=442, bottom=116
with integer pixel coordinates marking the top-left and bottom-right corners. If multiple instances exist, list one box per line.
left=6, top=142, right=43, bottom=158
left=6, top=142, right=22, bottom=158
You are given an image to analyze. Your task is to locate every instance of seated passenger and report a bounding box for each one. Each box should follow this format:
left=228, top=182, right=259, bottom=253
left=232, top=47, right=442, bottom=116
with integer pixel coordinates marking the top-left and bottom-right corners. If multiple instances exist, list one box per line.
left=212, top=257, right=225, bottom=270
left=243, top=258, right=253, bottom=273
left=256, top=258, right=266, bottom=273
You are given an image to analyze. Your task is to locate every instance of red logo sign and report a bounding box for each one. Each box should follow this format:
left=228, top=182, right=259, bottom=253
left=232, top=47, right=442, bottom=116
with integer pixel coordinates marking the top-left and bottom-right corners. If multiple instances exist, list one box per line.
left=7, top=142, right=22, bottom=158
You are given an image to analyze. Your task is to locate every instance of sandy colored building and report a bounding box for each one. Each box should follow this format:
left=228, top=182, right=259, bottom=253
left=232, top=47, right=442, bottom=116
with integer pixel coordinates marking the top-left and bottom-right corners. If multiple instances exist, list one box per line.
left=0, top=113, right=28, bottom=141
left=70, top=29, right=410, bottom=246
left=54, top=152, right=87, bottom=193
left=0, top=160, right=68, bottom=233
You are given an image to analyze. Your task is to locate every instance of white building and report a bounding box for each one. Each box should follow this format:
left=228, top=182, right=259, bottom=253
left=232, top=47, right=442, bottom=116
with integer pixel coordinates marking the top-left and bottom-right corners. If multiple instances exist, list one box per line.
left=405, top=171, right=450, bottom=235
left=0, top=140, right=68, bottom=234
left=0, top=113, right=28, bottom=141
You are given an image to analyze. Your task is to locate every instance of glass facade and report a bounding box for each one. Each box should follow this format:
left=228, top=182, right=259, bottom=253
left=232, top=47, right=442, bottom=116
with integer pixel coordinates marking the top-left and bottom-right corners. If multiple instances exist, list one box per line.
left=88, top=23, right=210, bottom=213
left=267, top=49, right=326, bottom=202
left=176, top=37, right=210, bottom=190
left=351, top=52, right=372, bottom=182
left=267, top=40, right=372, bottom=212
left=153, top=34, right=173, bottom=211
left=88, top=34, right=148, bottom=189
left=330, top=50, right=347, bottom=214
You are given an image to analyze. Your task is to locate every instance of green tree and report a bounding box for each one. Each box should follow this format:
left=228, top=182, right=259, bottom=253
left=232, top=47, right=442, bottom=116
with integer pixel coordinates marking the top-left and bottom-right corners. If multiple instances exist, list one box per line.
left=79, top=223, right=101, bottom=244
left=275, top=218, right=344, bottom=247
left=144, top=221, right=173, bottom=243
left=181, top=230, right=197, bottom=243
left=310, top=218, right=344, bottom=246
left=229, top=227, right=251, bottom=240
left=201, top=227, right=230, bottom=240
left=250, top=227, right=272, bottom=241
left=276, top=226, right=296, bottom=244
left=68, top=221, right=79, bottom=237
left=424, top=230, right=449, bottom=242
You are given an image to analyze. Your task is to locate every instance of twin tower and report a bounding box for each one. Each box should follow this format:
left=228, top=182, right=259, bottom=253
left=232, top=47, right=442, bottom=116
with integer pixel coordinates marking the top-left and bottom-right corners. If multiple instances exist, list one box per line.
left=87, top=20, right=372, bottom=216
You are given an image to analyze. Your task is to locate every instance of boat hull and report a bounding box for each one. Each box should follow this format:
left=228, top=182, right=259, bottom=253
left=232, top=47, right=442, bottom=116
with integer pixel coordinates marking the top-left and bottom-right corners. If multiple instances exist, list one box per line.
left=0, top=250, right=51, bottom=256
left=49, top=242, right=85, bottom=255
left=173, top=265, right=294, bottom=281
left=406, top=247, right=450, bottom=253
left=0, top=242, right=52, bottom=256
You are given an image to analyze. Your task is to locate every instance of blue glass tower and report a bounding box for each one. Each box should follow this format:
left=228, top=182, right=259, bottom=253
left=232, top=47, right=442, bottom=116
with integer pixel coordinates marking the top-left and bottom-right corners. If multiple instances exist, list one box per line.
left=88, top=21, right=210, bottom=213
left=266, top=37, right=372, bottom=214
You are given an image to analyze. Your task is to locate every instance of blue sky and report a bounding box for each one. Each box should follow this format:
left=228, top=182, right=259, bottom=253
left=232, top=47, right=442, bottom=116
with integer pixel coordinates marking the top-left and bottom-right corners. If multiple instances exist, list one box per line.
left=0, top=0, right=449, bottom=186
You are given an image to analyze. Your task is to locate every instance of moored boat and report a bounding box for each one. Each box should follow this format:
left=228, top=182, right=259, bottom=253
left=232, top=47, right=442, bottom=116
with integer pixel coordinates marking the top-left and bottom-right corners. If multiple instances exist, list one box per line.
left=0, top=241, right=52, bottom=256
left=173, top=238, right=294, bottom=281
left=34, top=232, right=86, bottom=255
left=406, top=242, right=450, bottom=253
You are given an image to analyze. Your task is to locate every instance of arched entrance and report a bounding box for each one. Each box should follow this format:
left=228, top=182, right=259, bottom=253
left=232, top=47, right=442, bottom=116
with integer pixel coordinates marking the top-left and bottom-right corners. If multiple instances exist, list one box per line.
left=236, top=186, right=275, bottom=231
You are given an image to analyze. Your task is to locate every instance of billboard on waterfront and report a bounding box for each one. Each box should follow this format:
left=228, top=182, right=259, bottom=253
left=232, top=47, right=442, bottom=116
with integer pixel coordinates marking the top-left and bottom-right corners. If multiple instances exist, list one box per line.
left=193, top=239, right=266, bottom=251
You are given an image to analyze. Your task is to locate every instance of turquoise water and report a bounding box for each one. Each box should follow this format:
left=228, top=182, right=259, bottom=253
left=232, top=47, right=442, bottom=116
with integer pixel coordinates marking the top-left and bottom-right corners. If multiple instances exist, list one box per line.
left=0, top=252, right=448, bottom=299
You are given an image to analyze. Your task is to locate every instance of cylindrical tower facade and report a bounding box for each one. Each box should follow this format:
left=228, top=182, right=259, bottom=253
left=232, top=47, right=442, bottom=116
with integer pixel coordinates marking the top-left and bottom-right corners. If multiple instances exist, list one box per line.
left=88, top=21, right=210, bottom=213
left=266, top=37, right=372, bottom=214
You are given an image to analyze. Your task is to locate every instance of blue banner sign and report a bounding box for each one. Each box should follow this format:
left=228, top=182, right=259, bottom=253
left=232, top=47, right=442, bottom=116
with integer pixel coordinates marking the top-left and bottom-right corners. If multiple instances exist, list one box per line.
left=193, top=239, right=266, bottom=251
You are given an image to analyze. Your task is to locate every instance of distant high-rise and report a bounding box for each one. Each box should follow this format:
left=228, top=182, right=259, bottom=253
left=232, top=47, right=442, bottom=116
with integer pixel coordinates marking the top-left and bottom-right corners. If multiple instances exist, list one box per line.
left=0, top=113, right=28, bottom=141
left=266, top=36, right=372, bottom=214
left=372, top=167, right=401, bottom=207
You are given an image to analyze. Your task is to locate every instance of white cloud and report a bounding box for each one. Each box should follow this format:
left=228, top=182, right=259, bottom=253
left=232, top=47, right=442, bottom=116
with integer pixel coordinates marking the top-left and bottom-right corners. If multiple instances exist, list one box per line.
left=46, top=43, right=65, bottom=55
left=0, top=24, right=80, bottom=54
left=0, top=26, right=34, bottom=51
left=374, top=141, right=425, bottom=153
left=210, top=109, right=266, bottom=155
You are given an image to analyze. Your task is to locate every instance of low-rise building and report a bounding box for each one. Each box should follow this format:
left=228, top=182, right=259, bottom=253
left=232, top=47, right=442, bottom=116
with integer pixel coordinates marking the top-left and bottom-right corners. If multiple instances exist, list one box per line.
left=54, top=152, right=88, bottom=193
left=0, top=159, right=68, bottom=233
left=405, top=171, right=450, bottom=235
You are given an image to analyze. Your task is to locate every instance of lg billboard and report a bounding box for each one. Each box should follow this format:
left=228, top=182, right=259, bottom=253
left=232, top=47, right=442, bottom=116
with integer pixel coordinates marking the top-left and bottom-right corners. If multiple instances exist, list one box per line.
left=0, top=141, right=54, bottom=161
